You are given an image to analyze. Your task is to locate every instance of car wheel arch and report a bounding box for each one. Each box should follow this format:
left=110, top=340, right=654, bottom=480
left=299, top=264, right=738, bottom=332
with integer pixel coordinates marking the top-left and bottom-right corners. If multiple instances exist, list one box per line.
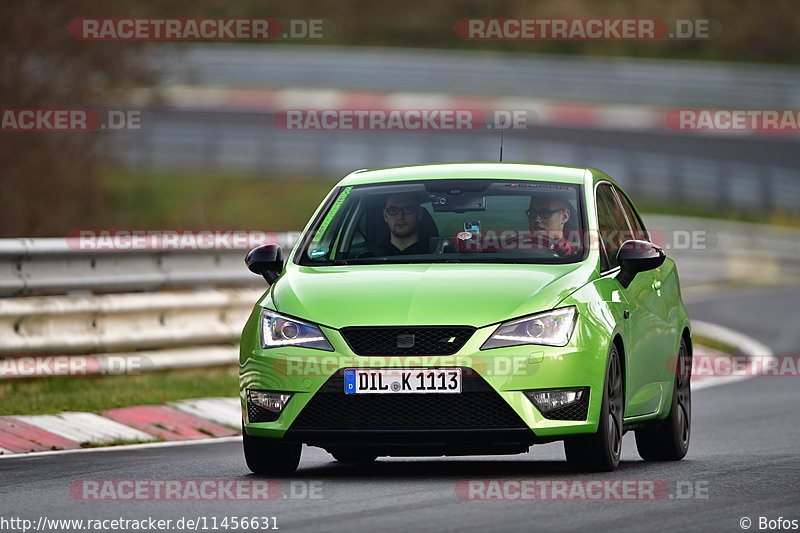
left=668, top=326, right=693, bottom=380
left=681, top=327, right=693, bottom=356
left=611, top=334, right=627, bottom=414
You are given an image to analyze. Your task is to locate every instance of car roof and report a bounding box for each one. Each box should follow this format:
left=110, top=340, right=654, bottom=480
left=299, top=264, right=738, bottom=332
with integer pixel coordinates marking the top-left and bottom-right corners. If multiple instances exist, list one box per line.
left=336, top=162, right=592, bottom=186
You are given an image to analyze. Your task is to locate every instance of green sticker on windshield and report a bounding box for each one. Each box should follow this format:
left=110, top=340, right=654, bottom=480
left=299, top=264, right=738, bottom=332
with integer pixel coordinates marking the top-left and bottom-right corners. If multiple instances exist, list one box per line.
left=310, top=186, right=352, bottom=245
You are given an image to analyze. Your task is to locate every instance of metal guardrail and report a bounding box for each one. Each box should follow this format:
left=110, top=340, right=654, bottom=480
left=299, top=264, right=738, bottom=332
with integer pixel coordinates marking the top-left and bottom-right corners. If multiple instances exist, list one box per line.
left=158, top=44, right=800, bottom=108
left=1, top=217, right=798, bottom=364
left=0, top=234, right=297, bottom=296
left=1, top=218, right=799, bottom=297
left=0, top=289, right=263, bottom=355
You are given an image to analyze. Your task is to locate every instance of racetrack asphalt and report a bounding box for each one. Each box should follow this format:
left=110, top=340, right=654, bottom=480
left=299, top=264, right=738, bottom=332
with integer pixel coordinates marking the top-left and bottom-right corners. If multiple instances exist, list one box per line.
left=1, top=285, right=798, bottom=533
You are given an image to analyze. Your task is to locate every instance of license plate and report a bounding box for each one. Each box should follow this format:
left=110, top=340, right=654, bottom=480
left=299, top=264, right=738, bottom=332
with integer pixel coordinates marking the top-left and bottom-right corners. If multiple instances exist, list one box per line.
left=344, top=368, right=461, bottom=394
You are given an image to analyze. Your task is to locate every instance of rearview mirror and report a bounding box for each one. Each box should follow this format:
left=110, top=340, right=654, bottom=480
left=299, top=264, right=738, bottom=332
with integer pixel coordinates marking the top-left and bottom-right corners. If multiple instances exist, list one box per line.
left=616, top=240, right=665, bottom=289
left=430, top=193, right=486, bottom=212
left=245, top=244, right=284, bottom=284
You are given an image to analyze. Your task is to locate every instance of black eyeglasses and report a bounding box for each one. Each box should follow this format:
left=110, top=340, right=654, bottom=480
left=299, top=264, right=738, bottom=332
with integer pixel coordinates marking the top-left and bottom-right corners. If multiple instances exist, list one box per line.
left=526, top=207, right=564, bottom=219
left=385, top=206, right=418, bottom=216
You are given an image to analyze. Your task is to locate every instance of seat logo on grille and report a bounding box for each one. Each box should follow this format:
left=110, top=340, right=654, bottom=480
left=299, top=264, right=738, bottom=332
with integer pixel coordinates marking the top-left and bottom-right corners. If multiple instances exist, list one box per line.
left=396, top=333, right=415, bottom=349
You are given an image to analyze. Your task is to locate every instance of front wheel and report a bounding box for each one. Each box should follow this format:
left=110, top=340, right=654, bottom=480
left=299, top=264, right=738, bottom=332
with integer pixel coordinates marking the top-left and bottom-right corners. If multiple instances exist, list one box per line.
left=564, top=343, right=624, bottom=472
left=635, top=338, right=691, bottom=461
left=242, top=426, right=301, bottom=475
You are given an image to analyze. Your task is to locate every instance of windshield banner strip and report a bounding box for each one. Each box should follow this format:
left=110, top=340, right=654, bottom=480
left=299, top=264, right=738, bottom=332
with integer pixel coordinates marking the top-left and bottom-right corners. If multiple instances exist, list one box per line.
left=310, top=186, right=352, bottom=245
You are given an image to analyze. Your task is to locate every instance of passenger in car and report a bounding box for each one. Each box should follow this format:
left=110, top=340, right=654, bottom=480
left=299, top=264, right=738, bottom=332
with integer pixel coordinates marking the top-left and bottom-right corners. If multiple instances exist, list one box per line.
left=526, top=194, right=578, bottom=257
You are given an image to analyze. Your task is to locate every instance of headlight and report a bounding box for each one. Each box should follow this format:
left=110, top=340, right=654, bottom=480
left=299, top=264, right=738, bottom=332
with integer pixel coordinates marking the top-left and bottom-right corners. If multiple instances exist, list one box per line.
left=260, top=309, right=333, bottom=351
left=480, top=307, right=577, bottom=349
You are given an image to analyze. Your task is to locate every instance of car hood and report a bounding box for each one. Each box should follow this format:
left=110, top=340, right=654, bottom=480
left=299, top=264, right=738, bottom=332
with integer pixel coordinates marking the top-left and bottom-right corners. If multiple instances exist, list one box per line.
left=264, top=262, right=595, bottom=329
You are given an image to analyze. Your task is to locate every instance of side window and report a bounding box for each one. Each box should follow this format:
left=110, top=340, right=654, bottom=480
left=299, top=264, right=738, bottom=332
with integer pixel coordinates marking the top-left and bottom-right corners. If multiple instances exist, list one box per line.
left=595, top=184, right=631, bottom=271
left=613, top=187, right=649, bottom=242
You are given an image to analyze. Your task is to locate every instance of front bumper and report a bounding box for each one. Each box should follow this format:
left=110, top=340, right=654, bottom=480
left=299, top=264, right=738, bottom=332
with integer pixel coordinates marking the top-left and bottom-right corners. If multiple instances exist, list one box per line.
left=240, top=313, right=609, bottom=444
left=283, top=429, right=538, bottom=456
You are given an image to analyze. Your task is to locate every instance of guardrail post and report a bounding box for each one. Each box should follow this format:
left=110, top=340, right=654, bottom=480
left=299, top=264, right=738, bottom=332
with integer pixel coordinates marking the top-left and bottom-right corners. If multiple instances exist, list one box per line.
left=759, top=165, right=774, bottom=213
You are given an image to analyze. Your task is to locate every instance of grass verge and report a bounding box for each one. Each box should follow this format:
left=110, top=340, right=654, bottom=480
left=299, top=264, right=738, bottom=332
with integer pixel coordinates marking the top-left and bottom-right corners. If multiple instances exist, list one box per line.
left=0, top=366, right=237, bottom=416
left=693, top=335, right=737, bottom=356
left=104, top=170, right=334, bottom=232
left=104, top=170, right=800, bottom=232
left=636, top=200, right=800, bottom=228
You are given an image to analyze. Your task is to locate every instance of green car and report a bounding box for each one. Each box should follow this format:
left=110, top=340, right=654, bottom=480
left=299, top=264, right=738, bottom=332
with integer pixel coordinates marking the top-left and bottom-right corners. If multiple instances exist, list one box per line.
left=240, top=162, right=692, bottom=473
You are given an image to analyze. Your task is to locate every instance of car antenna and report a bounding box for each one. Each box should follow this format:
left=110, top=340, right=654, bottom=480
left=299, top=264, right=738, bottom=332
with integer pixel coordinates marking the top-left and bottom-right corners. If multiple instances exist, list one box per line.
left=499, top=124, right=504, bottom=161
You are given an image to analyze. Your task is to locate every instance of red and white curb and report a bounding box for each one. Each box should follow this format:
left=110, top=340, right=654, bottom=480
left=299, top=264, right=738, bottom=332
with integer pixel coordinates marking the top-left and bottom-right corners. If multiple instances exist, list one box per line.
left=134, top=85, right=663, bottom=131
left=129, top=85, right=795, bottom=136
left=691, top=320, right=776, bottom=391
left=0, top=398, right=240, bottom=456
left=100, top=404, right=238, bottom=441
left=171, top=397, right=243, bottom=428
left=12, top=412, right=156, bottom=445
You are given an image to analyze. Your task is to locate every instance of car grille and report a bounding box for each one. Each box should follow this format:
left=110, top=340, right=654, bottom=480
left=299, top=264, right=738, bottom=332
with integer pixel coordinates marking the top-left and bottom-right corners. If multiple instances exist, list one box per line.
left=539, top=391, right=590, bottom=421
left=340, top=326, right=475, bottom=356
left=290, top=370, right=529, bottom=431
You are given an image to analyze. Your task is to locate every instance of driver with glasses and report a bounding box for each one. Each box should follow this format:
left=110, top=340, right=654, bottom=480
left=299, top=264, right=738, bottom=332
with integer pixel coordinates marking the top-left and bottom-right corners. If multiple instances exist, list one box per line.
left=378, top=194, right=429, bottom=256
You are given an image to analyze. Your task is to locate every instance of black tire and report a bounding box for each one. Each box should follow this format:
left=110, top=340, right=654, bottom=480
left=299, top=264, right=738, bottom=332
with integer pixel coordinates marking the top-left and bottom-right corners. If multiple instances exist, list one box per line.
left=242, top=426, right=301, bottom=475
left=330, top=449, right=378, bottom=463
left=564, top=343, right=623, bottom=472
left=635, top=338, right=691, bottom=461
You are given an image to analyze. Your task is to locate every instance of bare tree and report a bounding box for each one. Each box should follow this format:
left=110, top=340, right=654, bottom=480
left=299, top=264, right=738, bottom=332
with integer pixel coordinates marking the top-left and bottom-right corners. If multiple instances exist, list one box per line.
left=0, top=1, right=154, bottom=236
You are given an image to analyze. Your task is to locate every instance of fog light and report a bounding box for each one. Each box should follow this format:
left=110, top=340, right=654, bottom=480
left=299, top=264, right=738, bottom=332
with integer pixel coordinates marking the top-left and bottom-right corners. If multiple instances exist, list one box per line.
left=247, top=389, right=293, bottom=413
left=525, top=388, right=587, bottom=413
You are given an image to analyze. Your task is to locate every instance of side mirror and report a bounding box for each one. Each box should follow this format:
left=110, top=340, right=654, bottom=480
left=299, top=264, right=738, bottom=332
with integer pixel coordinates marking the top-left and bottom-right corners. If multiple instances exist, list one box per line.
left=245, top=244, right=284, bottom=284
left=616, top=240, right=665, bottom=289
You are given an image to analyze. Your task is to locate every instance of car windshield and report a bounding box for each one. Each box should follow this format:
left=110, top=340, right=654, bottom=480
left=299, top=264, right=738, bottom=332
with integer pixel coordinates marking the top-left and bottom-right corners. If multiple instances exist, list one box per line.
left=296, top=179, right=586, bottom=265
